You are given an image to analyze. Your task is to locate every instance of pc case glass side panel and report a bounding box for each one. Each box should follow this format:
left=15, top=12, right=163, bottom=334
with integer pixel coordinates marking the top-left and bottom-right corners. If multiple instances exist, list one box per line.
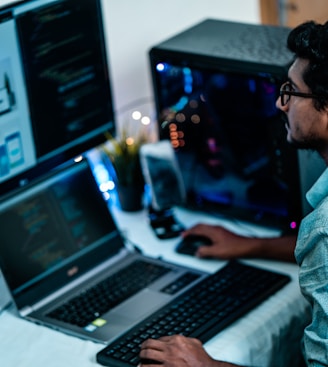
left=152, top=61, right=302, bottom=231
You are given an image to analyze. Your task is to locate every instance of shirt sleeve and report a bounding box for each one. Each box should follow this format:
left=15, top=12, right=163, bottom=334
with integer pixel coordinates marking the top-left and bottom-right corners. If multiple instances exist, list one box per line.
left=298, top=231, right=328, bottom=367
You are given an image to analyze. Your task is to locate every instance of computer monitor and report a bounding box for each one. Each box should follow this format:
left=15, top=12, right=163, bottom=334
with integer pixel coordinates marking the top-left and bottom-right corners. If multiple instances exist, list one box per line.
left=149, top=19, right=303, bottom=232
left=0, top=0, right=115, bottom=196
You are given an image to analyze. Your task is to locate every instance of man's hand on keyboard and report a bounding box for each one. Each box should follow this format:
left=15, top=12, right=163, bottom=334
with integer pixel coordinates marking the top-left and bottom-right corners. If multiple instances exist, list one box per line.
left=139, top=335, right=240, bottom=367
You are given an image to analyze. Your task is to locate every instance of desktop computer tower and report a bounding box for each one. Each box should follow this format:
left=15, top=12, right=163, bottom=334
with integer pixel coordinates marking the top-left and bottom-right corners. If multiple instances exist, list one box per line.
left=148, top=19, right=325, bottom=232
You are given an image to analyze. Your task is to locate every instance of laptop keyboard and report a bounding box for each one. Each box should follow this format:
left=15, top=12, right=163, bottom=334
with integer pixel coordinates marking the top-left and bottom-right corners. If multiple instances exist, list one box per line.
left=46, top=260, right=171, bottom=327
left=96, top=260, right=290, bottom=367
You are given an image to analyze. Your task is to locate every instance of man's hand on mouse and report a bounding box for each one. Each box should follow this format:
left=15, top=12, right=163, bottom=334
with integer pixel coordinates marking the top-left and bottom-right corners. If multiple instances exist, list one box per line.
left=182, top=223, right=259, bottom=259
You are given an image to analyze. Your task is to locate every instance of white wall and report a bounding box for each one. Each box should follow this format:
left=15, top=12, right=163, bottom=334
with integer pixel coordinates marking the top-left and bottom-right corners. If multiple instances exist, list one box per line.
left=101, top=0, right=260, bottom=120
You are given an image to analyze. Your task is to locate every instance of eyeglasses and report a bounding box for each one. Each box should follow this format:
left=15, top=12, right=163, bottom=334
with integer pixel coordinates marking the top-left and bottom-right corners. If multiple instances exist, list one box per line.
left=279, top=81, right=319, bottom=106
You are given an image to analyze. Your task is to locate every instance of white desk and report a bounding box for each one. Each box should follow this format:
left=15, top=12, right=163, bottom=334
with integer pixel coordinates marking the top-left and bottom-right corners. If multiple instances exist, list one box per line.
left=0, top=204, right=310, bottom=367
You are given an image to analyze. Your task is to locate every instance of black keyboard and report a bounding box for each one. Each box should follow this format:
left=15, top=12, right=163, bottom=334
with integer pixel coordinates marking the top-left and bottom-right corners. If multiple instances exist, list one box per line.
left=96, top=261, right=290, bottom=367
left=47, top=260, right=170, bottom=327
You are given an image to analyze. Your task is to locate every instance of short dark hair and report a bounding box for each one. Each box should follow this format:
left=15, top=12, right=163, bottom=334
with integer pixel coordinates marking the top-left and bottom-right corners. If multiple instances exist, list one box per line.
left=287, top=20, right=328, bottom=110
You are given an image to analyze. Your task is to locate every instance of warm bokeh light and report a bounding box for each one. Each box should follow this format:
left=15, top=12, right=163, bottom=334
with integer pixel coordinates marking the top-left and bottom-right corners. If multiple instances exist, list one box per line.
left=191, top=114, right=200, bottom=124
left=125, top=137, right=135, bottom=146
left=176, top=113, right=186, bottom=122
left=170, top=130, right=179, bottom=138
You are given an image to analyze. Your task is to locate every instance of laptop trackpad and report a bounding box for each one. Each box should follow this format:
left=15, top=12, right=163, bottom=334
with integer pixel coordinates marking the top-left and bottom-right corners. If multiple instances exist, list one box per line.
left=113, top=289, right=170, bottom=321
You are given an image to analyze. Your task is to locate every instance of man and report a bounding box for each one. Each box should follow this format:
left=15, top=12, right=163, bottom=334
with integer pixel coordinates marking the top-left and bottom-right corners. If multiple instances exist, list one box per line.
left=139, top=20, right=328, bottom=367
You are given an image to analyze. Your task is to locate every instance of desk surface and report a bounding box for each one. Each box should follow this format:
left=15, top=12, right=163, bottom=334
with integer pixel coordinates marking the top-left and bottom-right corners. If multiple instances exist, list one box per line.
left=0, top=204, right=310, bottom=367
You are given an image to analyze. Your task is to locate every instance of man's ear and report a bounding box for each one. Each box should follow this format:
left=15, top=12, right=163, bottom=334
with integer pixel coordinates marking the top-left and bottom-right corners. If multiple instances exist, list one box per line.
left=324, top=106, right=328, bottom=130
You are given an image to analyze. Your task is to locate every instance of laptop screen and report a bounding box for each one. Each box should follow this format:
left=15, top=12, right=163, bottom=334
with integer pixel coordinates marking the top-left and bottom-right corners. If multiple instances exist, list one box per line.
left=0, top=159, right=122, bottom=302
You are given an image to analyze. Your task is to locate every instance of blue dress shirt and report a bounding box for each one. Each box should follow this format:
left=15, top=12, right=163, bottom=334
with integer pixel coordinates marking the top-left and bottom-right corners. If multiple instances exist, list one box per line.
left=295, top=167, right=328, bottom=366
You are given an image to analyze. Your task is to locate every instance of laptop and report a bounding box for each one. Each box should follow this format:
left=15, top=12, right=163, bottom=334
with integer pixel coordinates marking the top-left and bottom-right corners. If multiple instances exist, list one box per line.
left=0, top=158, right=207, bottom=344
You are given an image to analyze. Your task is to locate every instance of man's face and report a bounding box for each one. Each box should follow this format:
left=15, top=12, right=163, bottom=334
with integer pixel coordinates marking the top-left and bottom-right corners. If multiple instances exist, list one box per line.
left=276, top=58, right=328, bottom=152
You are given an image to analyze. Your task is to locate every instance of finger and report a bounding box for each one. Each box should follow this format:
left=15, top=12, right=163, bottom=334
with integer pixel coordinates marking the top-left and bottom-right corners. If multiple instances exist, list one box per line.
left=159, top=334, right=200, bottom=345
left=157, top=335, right=175, bottom=342
left=196, top=245, right=217, bottom=258
left=139, top=346, right=164, bottom=364
left=141, top=338, right=165, bottom=350
left=182, top=224, right=206, bottom=237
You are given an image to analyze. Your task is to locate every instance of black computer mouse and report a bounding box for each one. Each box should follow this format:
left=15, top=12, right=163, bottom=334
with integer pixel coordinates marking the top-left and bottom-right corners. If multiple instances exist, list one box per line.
left=175, top=234, right=213, bottom=256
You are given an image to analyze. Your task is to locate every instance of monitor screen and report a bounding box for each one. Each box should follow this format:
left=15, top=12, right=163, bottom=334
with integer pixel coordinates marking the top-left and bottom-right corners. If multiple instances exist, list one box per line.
left=151, top=61, right=302, bottom=231
left=0, top=0, right=115, bottom=195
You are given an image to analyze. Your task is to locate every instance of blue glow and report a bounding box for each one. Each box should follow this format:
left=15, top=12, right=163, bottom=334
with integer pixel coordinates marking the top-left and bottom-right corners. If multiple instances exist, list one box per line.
left=183, top=67, right=192, bottom=75
left=248, top=79, right=256, bottom=92
left=173, top=96, right=189, bottom=111
left=184, top=85, right=192, bottom=94
left=93, top=163, right=110, bottom=185
left=156, top=63, right=166, bottom=72
left=183, top=67, right=193, bottom=94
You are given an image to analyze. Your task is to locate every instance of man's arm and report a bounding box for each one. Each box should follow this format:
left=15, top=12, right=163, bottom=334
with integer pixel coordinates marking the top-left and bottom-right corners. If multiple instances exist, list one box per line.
left=182, top=224, right=297, bottom=263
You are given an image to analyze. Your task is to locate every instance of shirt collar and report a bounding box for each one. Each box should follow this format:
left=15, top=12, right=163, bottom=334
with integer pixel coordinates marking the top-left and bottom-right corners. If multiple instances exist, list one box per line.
left=306, top=167, right=328, bottom=209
